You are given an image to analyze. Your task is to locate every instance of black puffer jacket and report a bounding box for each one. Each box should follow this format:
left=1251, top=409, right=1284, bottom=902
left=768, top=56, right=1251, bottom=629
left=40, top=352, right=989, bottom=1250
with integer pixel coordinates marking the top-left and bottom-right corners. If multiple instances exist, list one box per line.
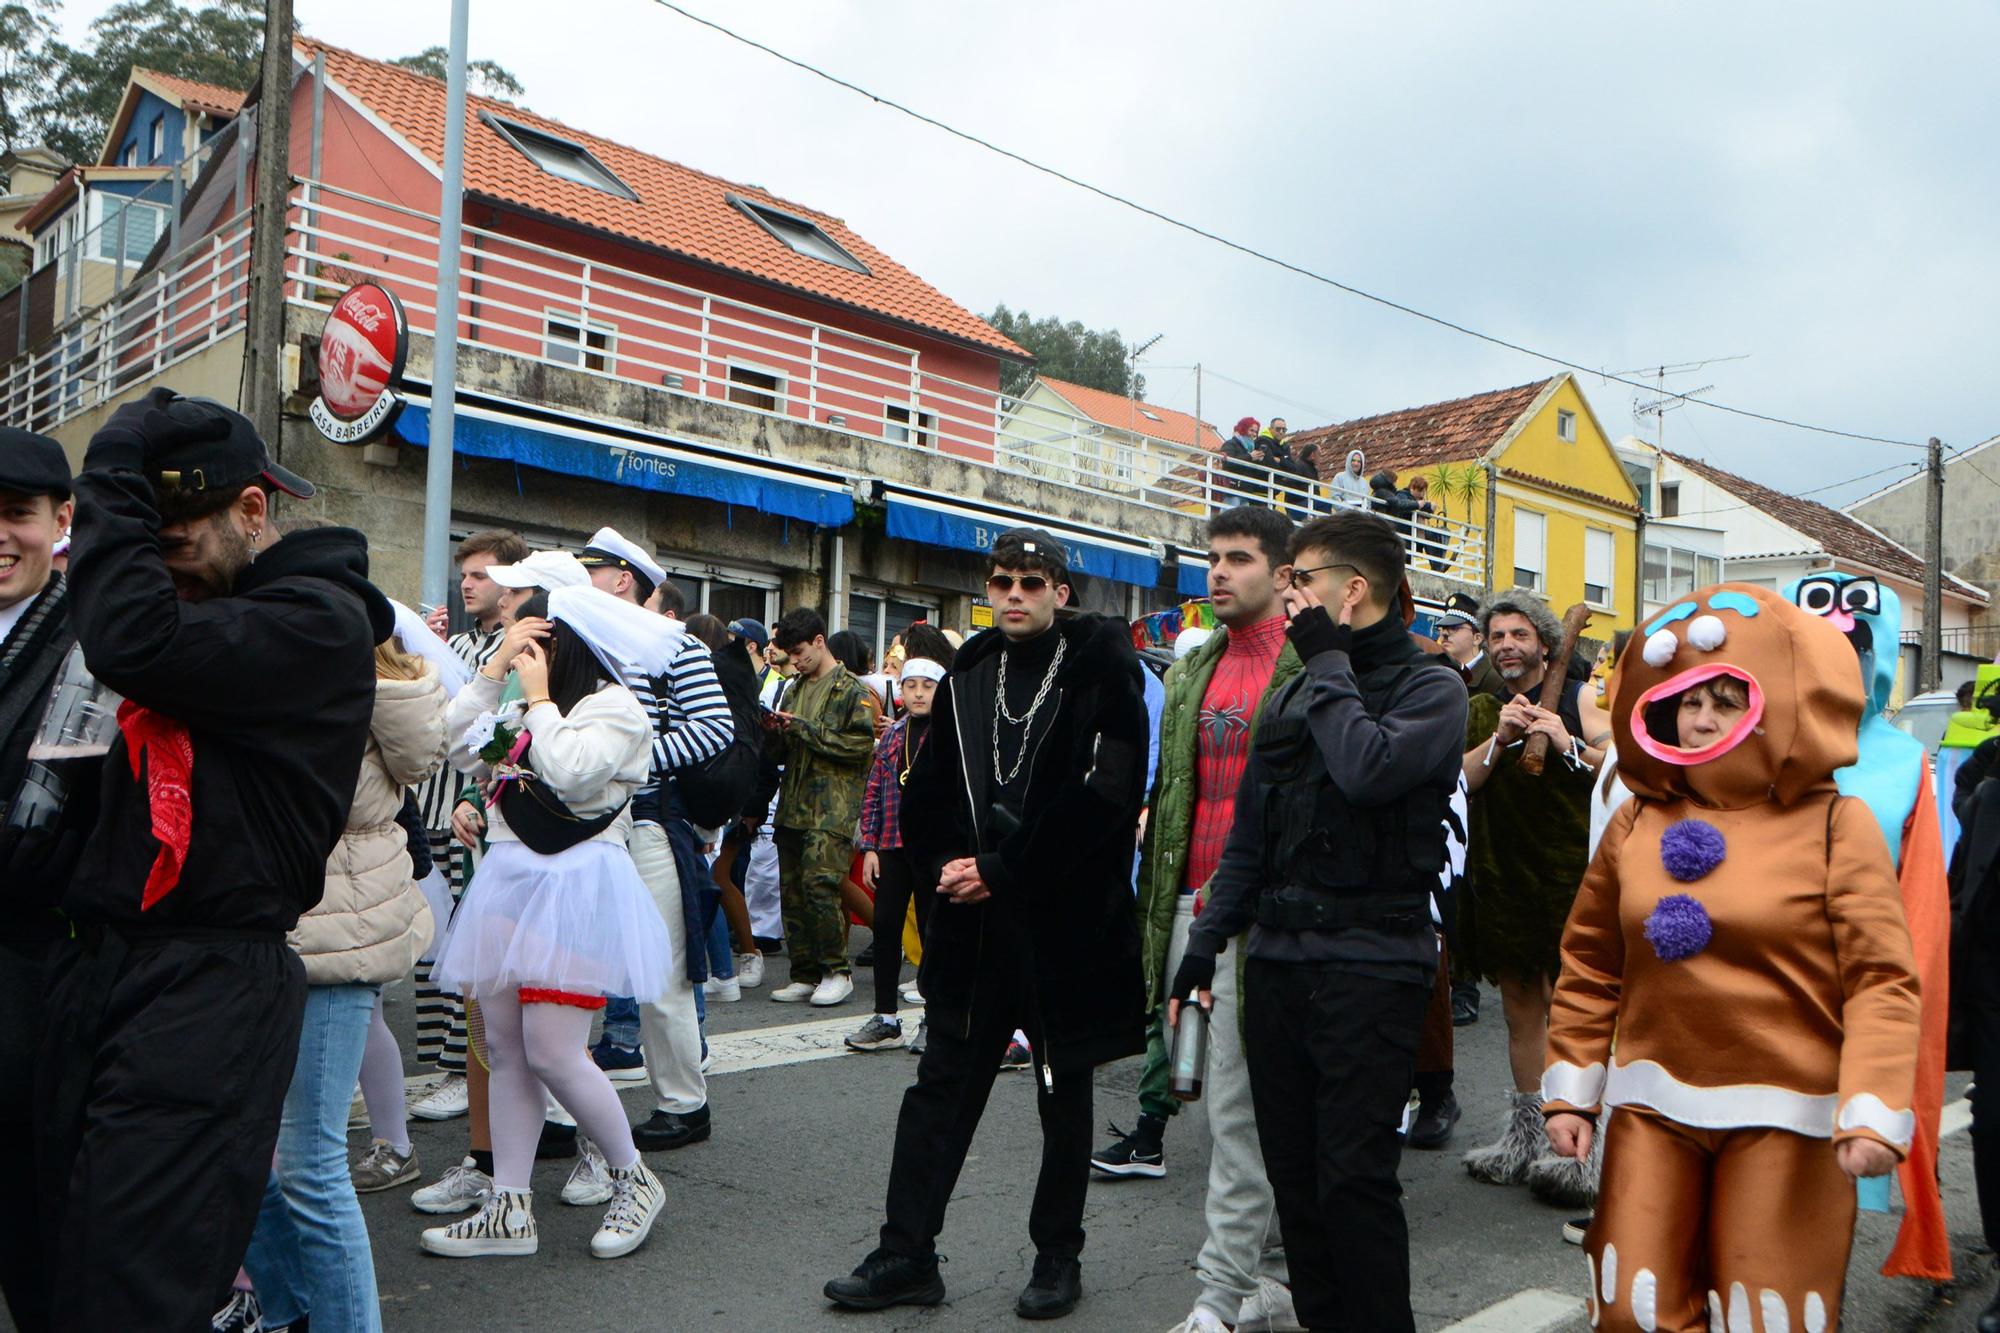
left=65, top=443, right=388, bottom=934
left=902, top=613, right=1149, bottom=1078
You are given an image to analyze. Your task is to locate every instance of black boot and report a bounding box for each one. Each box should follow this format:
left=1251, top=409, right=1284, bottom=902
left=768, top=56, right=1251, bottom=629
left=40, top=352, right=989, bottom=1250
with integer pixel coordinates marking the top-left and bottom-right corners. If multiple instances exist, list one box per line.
left=633, top=1105, right=712, bottom=1151
left=1016, top=1254, right=1082, bottom=1320
left=824, top=1248, right=946, bottom=1310
left=1408, top=1090, right=1462, bottom=1150
left=535, top=1119, right=577, bottom=1160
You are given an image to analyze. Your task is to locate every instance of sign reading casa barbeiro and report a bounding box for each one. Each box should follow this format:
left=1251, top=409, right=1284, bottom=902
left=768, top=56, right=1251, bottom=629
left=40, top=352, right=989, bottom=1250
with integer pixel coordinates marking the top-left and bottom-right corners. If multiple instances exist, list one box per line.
left=310, top=281, right=408, bottom=444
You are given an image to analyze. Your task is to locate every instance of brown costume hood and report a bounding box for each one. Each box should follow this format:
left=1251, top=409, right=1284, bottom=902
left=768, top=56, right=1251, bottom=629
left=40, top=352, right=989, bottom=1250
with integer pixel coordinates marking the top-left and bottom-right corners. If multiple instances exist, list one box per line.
left=1610, top=582, right=1862, bottom=809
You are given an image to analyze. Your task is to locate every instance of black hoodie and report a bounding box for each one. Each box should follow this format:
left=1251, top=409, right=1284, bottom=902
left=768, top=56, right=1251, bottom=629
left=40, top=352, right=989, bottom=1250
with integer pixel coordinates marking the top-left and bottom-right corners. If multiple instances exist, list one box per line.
left=64, top=443, right=389, bottom=934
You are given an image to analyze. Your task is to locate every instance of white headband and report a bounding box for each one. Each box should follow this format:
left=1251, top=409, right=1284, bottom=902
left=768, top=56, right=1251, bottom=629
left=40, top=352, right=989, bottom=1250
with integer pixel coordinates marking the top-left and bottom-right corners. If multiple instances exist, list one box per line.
left=900, top=657, right=947, bottom=684
left=388, top=599, right=474, bottom=697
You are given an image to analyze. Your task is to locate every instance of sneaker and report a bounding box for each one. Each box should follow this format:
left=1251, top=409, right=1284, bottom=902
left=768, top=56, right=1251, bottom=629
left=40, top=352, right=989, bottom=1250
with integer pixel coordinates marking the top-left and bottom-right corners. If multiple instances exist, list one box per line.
left=352, top=1139, right=420, bottom=1194
left=810, top=973, right=854, bottom=1007
left=901, top=983, right=925, bottom=1006
left=1090, top=1114, right=1167, bottom=1179
left=409, top=1072, right=469, bottom=1121
left=824, top=1246, right=946, bottom=1310
left=591, top=1161, right=665, bottom=1258
left=211, top=1289, right=261, bottom=1332
left=855, top=942, right=878, bottom=968
left=736, top=952, right=765, bottom=988
left=1408, top=1091, right=1462, bottom=1150
left=908, top=1018, right=927, bottom=1055
left=1562, top=1215, right=1591, bottom=1246
left=845, top=1014, right=905, bottom=1051
left=1236, top=1276, right=1305, bottom=1332
left=1000, top=1038, right=1031, bottom=1071
left=420, top=1186, right=537, bottom=1257
left=1169, top=1309, right=1232, bottom=1333
left=770, top=980, right=816, bottom=1003
left=703, top=974, right=743, bottom=1002
left=1016, top=1252, right=1082, bottom=1320
left=563, top=1138, right=613, bottom=1206
left=412, top=1156, right=492, bottom=1214
left=590, top=1038, right=648, bottom=1083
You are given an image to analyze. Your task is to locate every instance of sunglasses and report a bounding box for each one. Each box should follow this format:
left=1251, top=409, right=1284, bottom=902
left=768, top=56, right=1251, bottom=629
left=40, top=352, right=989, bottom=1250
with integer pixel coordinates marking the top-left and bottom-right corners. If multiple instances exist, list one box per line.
left=1290, top=562, right=1359, bottom=589
left=986, top=573, right=1051, bottom=594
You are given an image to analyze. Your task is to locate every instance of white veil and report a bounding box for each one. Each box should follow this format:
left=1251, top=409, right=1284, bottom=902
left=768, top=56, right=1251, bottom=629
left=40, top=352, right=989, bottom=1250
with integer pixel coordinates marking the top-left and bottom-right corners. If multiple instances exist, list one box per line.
left=548, top=584, right=684, bottom=680
left=388, top=599, right=474, bottom=697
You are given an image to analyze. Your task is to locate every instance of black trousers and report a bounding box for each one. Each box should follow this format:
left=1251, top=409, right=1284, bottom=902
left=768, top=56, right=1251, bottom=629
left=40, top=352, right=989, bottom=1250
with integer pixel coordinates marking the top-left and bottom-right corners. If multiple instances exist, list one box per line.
left=0, top=933, right=52, bottom=1331
left=879, top=965, right=1093, bottom=1263
left=37, top=930, right=306, bottom=1332
left=1245, top=959, right=1430, bottom=1333
left=1968, top=916, right=2000, bottom=1251
left=870, top=848, right=931, bottom=1016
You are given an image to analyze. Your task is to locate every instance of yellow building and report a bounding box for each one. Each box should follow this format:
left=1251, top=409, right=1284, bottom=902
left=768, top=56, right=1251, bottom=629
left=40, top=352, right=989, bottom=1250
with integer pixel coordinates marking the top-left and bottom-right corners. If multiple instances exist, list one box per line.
left=1289, top=372, right=1642, bottom=633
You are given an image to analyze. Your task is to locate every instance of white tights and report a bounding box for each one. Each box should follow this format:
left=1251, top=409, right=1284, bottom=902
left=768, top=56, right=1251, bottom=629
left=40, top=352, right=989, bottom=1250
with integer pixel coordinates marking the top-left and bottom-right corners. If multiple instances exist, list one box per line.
left=357, top=993, right=411, bottom=1155
left=480, top=990, right=640, bottom=1191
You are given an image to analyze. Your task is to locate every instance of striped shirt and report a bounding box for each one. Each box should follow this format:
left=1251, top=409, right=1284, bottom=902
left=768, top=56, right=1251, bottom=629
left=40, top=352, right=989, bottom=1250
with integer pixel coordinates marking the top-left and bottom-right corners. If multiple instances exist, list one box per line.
left=417, top=623, right=507, bottom=831
left=630, top=631, right=734, bottom=825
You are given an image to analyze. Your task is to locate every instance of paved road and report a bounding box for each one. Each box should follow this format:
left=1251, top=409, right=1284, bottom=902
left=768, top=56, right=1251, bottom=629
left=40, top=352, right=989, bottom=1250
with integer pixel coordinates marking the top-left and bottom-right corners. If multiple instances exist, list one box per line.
left=333, top=939, right=1996, bottom=1332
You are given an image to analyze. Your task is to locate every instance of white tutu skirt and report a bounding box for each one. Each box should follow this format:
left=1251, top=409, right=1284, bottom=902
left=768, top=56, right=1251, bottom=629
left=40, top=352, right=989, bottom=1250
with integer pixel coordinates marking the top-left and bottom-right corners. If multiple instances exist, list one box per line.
left=432, top=839, right=672, bottom=1002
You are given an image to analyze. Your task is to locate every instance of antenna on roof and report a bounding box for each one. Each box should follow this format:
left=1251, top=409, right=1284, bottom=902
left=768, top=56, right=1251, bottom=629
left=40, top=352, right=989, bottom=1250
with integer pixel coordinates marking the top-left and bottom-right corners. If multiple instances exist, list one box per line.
left=1615, top=355, right=1749, bottom=451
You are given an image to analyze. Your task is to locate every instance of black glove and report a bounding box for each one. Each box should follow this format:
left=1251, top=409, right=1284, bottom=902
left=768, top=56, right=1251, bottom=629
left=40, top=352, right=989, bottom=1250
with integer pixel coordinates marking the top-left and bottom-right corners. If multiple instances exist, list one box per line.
left=1286, top=604, right=1353, bottom=661
left=1169, top=951, right=1216, bottom=1009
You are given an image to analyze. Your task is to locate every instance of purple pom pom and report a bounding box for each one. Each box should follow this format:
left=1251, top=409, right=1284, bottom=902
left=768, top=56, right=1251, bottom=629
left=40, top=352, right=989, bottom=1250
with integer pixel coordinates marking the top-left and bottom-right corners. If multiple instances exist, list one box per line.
left=1659, top=818, right=1726, bottom=882
left=1644, top=894, right=1713, bottom=962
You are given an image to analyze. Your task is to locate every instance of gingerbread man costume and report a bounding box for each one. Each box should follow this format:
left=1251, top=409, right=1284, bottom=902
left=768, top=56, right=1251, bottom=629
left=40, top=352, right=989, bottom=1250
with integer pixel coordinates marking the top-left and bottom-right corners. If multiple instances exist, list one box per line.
left=1543, top=583, right=1919, bottom=1333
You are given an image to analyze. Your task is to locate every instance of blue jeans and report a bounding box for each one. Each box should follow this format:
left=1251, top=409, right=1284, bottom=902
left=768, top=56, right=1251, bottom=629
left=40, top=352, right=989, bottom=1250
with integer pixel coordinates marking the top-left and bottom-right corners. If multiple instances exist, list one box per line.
left=603, top=995, right=641, bottom=1050
left=243, top=983, right=382, bottom=1333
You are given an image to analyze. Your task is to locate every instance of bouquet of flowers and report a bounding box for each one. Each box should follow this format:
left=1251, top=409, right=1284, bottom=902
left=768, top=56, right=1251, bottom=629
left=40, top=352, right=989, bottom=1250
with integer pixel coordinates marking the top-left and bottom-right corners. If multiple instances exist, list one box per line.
left=460, top=700, right=533, bottom=798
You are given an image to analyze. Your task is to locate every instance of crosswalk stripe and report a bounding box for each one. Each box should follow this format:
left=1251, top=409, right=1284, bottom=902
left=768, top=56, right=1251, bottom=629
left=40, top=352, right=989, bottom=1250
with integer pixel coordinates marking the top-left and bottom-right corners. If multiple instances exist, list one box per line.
left=1438, top=1288, right=1584, bottom=1332
left=1942, top=1096, right=1972, bottom=1139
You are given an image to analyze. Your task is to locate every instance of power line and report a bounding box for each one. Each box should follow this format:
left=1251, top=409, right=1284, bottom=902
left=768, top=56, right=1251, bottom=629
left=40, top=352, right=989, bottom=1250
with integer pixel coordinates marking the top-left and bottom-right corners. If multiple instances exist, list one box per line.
left=649, top=0, right=1930, bottom=452
left=1672, top=460, right=1922, bottom=522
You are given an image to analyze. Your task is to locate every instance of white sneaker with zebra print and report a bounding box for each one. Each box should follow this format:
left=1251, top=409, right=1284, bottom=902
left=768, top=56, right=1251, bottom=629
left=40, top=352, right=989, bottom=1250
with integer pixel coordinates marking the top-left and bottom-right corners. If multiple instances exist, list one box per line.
left=590, top=1161, right=664, bottom=1259
left=420, top=1186, right=538, bottom=1257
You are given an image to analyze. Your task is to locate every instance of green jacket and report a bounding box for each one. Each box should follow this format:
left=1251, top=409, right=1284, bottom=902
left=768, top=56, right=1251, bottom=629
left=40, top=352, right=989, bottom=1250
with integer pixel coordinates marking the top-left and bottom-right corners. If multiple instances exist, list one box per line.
left=1137, top=626, right=1302, bottom=1013
left=773, top=665, right=877, bottom=835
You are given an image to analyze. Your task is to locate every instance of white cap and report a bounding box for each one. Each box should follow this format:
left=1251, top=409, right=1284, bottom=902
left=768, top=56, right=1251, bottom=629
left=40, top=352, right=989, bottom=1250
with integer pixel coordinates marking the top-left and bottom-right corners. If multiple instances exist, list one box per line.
left=901, top=657, right=947, bottom=685
left=488, top=549, right=591, bottom=591
left=1173, top=626, right=1213, bottom=659
left=579, top=526, right=667, bottom=591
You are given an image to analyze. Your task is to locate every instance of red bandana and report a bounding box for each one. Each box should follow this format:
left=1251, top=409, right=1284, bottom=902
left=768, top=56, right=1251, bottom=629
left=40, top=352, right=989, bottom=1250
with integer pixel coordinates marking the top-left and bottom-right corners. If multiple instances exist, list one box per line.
left=117, top=701, right=194, bottom=911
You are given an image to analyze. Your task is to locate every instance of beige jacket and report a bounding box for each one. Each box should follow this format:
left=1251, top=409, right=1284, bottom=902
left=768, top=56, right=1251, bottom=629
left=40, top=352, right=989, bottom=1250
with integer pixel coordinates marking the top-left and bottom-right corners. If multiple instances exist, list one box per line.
left=292, top=669, right=450, bottom=985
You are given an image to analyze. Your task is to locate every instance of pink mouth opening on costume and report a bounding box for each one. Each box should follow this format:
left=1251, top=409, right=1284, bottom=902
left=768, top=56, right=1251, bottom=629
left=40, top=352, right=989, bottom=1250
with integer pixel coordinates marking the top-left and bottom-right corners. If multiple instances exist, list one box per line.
left=1630, top=663, right=1765, bottom=766
left=1826, top=609, right=1856, bottom=634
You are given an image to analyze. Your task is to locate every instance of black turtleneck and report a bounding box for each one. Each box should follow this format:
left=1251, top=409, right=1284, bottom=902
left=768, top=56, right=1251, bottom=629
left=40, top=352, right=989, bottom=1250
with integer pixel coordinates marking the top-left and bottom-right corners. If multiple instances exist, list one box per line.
left=993, top=625, right=1063, bottom=803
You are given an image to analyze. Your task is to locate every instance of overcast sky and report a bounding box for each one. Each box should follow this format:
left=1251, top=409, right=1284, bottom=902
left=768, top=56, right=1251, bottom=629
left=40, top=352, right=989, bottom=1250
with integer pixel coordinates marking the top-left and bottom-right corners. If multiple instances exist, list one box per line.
left=66, top=1, right=2000, bottom=504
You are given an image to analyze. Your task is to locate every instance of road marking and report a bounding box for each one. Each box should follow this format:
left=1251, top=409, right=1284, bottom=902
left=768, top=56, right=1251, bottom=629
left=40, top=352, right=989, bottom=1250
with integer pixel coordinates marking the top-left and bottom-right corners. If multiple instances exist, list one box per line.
left=1942, top=1096, right=1972, bottom=1139
left=1439, top=1288, right=1584, bottom=1332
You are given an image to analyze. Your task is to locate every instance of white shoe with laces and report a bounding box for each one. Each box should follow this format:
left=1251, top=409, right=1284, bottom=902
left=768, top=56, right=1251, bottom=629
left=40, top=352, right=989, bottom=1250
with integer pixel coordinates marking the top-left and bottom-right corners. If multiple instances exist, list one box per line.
left=703, top=974, right=742, bottom=1002
left=1236, top=1276, right=1304, bottom=1332
left=769, top=980, right=815, bottom=1003
left=736, top=952, right=765, bottom=988
left=900, top=983, right=925, bottom=1006
left=411, top=1156, right=491, bottom=1215
left=408, top=1073, right=469, bottom=1121
left=590, top=1161, right=665, bottom=1258
left=563, top=1138, right=613, bottom=1206
left=1168, top=1309, right=1232, bottom=1333
left=420, top=1186, right=537, bottom=1257
left=810, top=973, right=854, bottom=1007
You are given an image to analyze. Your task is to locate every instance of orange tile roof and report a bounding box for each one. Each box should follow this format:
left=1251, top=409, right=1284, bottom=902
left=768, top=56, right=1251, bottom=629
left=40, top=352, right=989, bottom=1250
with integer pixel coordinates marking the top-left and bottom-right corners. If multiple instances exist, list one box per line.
left=1290, top=379, right=1552, bottom=478
left=1665, top=449, right=1987, bottom=604
left=1037, top=376, right=1222, bottom=451
left=299, top=39, right=1025, bottom=360
left=134, top=68, right=247, bottom=116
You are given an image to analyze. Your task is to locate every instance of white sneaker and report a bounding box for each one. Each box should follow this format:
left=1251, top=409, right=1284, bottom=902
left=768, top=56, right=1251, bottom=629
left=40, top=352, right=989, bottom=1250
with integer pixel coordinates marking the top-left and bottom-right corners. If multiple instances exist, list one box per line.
left=769, top=980, right=815, bottom=1003
left=412, top=1157, right=492, bottom=1215
left=563, top=1139, right=613, bottom=1206
left=590, top=1161, right=664, bottom=1259
left=810, top=973, right=854, bottom=1007
left=347, top=1085, right=369, bottom=1131
left=1169, top=1309, right=1232, bottom=1333
left=1236, top=1277, right=1304, bottom=1332
left=420, top=1187, right=537, bottom=1257
left=703, top=974, right=743, bottom=1002
left=900, top=983, right=925, bottom=1006
left=408, top=1073, right=469, bottom=1121
left=736, top=952, right=765, bottom=988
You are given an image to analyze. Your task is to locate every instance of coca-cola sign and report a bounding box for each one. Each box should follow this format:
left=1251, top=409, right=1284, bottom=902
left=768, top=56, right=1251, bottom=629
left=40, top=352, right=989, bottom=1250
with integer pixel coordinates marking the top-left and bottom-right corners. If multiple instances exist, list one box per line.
left=310, top=281, right=408, bottom=444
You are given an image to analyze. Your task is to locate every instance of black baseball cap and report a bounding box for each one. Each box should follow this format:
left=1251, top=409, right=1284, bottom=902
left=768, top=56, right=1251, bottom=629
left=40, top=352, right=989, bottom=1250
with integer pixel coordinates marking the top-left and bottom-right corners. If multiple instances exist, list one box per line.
left=1436, top=592, right=1481, bottom=629
left=0, top=427, right=72, bottom=500
left=150, top=396, right=315, bottom=500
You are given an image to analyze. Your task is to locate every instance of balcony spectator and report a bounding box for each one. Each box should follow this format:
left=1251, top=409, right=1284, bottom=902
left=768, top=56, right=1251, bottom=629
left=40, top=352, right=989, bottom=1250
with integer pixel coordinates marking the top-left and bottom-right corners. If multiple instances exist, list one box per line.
left=1370, top=471, right=1421, bottom=526
left=1220, top=417, right=1267, bottom=506
left=1406, top=475, right=1448, bottom=571
left=1281, top=433, right=1326, bottom=515
left=1330, top=450, right=1370, bottom=509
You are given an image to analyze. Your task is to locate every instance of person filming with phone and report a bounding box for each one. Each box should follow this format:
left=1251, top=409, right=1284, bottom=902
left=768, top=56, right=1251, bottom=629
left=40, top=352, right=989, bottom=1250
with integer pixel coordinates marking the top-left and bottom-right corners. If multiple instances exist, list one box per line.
left=1167, top=510, right=1467, bottom=1332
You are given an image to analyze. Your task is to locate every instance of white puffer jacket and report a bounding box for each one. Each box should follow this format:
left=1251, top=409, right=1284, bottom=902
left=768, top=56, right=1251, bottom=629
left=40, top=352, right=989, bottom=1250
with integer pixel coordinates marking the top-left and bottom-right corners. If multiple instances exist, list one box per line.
left=291, top=668, right=450, bottom=985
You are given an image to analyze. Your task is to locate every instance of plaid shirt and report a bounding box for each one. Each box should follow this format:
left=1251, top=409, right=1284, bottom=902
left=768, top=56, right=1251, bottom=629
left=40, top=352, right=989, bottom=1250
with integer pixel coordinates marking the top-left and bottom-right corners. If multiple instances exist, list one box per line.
left=857, top=717, right=927, bottom=851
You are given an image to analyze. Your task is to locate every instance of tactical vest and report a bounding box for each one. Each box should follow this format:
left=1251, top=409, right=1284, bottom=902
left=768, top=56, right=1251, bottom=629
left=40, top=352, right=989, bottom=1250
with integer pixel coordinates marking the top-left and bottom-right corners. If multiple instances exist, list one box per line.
left=1253, top=651, right=1454, bottom=932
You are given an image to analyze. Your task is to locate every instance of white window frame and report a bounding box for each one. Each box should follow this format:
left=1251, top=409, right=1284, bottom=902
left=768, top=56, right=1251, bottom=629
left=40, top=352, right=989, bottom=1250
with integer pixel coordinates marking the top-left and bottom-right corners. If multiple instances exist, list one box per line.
left=149, top=116, right=165, bottom=162
left=1583, top=528, right=1616, bottom=610
left=726, top=361, right=786, bottom=413
left=122, top=142, right=138, bottom=167
left=542, top=308, right=615, bottom=373
left=884, top=400, right=936, bottom=450
left=1512, top=507, right=1546, bottom=592
left=1556, top=408, right=1577, bottom=443
left=659, top=553, right=782, bottom=623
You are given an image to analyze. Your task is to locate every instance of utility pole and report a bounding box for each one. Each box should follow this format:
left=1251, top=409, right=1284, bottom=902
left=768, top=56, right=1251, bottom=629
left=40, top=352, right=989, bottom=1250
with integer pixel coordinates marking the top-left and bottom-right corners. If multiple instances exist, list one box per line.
left=242, top=0, right=293, bottom=445
left=420, top=0, right=472, bottom=613
left=1192, top=361, right=1204, bottom=507
left=1921, top=436, right=1944, bottom=693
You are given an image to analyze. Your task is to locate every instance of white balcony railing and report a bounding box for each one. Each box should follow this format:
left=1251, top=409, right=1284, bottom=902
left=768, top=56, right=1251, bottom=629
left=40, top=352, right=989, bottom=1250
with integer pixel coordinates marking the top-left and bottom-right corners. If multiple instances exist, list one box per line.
left=0, top=179, right=1486, bottom=587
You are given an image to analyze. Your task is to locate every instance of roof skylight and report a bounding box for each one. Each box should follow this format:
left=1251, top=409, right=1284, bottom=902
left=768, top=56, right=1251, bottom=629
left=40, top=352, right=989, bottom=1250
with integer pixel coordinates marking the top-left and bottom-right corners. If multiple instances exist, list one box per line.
left=482, top=113, right=637, bottom=201
left=729, top=194, right=869, bottom=274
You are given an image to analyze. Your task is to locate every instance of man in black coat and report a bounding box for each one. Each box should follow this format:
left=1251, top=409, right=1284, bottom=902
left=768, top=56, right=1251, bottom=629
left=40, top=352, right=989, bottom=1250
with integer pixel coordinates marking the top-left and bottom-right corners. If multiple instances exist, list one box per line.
left=35, top=389, right=389, bottom=1330
left=825, top=527, right=1148, bottom=1321
left=0, top=428, right=76, bottom=1333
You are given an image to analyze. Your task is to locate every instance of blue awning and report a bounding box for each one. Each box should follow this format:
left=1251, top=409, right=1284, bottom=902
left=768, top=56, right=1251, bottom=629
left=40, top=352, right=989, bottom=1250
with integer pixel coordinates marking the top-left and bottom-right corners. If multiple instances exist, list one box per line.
left=883, top=489, right=1160, bottom=589
left=394, top=400, right=853, bottom=527
left=1176, top=552, right=1209, bottom=599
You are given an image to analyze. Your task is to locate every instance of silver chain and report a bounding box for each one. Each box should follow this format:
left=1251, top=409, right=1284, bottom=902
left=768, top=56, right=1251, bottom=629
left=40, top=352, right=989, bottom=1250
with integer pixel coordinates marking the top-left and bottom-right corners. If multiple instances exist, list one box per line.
left=993, top=635, right=1066, bottom=786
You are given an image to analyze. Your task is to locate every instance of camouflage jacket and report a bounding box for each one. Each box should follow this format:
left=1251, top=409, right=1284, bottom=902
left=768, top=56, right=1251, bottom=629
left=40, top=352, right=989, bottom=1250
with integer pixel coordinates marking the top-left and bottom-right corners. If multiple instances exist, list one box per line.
left=773, top=665, right=877, bottom=835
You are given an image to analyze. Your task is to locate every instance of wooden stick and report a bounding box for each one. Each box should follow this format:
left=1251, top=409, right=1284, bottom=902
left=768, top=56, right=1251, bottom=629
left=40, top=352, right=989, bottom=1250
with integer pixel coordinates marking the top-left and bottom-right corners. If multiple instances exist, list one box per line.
left=1518, top=602, right=1595, bottom=777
